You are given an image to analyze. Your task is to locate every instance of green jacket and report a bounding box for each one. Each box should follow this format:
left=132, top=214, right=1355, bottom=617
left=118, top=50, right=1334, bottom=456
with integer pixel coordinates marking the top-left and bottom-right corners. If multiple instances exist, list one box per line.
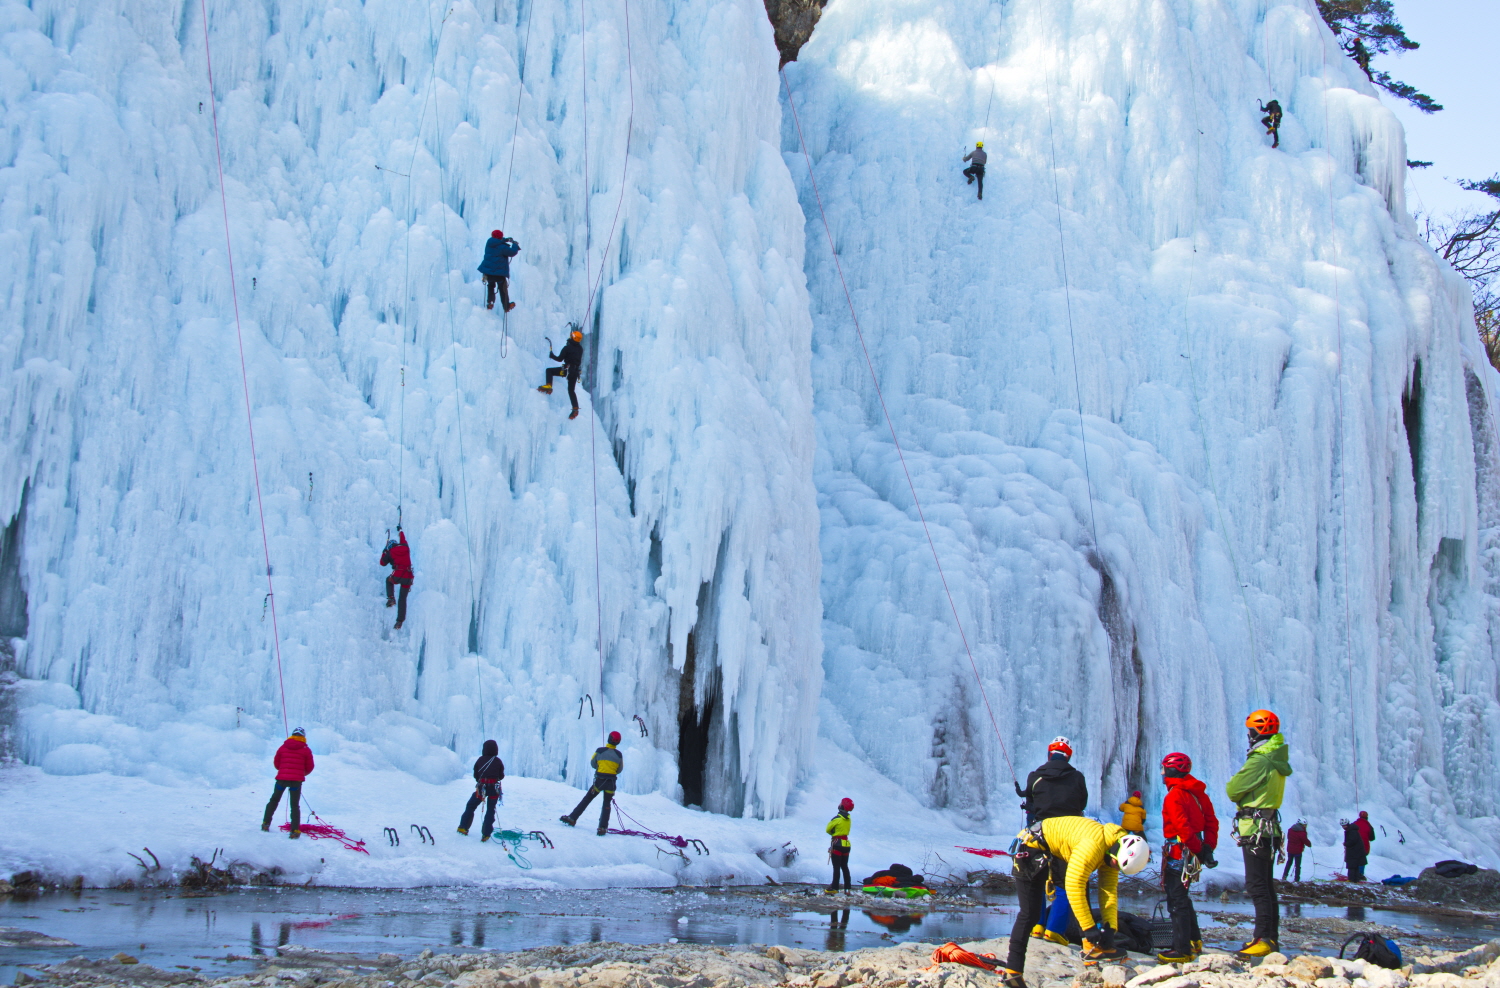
left=1225, top=733, right=1292, bottom=809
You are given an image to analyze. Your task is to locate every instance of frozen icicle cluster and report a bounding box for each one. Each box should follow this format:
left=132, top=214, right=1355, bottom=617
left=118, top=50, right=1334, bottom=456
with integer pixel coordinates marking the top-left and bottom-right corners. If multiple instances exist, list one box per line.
left=0, top=0, right=820, bottom=817
left=788, top=0, right=1500, bottom=843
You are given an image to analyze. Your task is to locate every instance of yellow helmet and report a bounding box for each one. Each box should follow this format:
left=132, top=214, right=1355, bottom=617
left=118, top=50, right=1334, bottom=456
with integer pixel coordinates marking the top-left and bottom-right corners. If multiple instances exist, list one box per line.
left=975, top=141, right=984, bottom=148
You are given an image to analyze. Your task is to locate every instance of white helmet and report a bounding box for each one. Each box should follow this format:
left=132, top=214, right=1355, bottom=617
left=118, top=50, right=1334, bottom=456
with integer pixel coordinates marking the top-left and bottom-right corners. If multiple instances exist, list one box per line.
left=1110, top=833, right=1150, bottom=876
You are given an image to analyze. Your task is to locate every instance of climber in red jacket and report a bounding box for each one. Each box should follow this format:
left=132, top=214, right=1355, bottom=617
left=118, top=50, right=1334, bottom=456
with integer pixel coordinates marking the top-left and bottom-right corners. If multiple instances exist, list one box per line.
left=261, top=728, right=315, bottom=838
left=1158, top=752, right=1219, bottom=962
left=381, top=529, right=414, bottom=630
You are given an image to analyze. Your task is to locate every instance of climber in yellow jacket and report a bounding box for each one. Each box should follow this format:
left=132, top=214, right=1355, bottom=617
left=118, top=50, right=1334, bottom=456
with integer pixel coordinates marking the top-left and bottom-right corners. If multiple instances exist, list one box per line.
left=1119, top=791, right=1146, bottom=834
left=1001, top=816, right=1150, bottom=988
left=825, top=797, right=854, bottom=893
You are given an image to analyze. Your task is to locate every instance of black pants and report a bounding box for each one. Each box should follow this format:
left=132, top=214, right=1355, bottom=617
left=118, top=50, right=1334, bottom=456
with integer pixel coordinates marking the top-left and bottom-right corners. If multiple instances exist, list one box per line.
left=484, top=275, right=512, bottom=309
left=1281, top=852, right=1302, bottom=882
left=460, top=782, right=500, bottom=837
left=386, top=576, right=411, bottom=624
left=1242, top=845, right=1279, bottom=943
left=1345, top=852, right=1367, bottom=882
left=1163, top=859, right=1200, bottom=952
left=262, top=780, right=302, bottom=831
left=963, top=163, right=985, bottom=199
left=1263, top=119, right=1280, bottom=148
left=546, top=367, right=579, bottom=409
left=1006, top=866, right=1049, bottom=971
left=566, top=784, right=614, bottom=833
left=829, top=850, right=851, bottom=890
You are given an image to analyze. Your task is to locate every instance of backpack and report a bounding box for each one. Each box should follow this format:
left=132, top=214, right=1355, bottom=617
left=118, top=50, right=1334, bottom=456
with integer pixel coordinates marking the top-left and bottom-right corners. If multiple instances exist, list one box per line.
left=1340, top=933, right=1402, bottom=970
left=1114, top=910, right=1160, bottom=954
left=1433, top=859, right=1479, bottom=878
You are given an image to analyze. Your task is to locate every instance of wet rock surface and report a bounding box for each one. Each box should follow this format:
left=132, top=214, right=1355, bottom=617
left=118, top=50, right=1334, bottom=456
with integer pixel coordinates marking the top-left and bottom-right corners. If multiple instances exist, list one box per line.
left=1413, top=873, right=1500, bottom=912
left=759, top=0, right=827, bottom=65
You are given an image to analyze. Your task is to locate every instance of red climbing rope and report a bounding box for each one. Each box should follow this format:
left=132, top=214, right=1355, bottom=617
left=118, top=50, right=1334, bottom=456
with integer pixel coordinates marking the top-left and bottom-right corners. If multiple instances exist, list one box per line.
left=609, top=801, right=706, bottom=852
left=279, top=814, right=369, bottom=855
left=957, top=846, right=1012, bottom=859
left=780, top=68, right=1016, bottom=782
left=199, top=0, right=289, bottom=735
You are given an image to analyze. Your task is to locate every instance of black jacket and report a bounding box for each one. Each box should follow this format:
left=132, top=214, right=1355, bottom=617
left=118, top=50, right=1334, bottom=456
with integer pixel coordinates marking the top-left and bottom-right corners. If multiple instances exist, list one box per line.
left=473, top=740, right=505, bottom=783
left=1016, top=755, right=1088, bottom=821
left=552, top=339, right=583, bottom=374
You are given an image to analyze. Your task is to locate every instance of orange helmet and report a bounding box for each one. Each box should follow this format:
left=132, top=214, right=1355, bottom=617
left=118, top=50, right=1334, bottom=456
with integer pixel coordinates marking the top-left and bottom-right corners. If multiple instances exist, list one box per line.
left=1245, top=709, right=1280, bottom=736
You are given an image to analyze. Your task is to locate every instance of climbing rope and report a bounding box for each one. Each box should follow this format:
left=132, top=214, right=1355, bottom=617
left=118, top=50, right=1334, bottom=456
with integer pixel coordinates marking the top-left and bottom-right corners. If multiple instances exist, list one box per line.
left=419, top=0, right=485, bottom=735
left=197, top=0, right=290, bottom=736
left=1041, top=57, right=1102, bottom=553
left=780, top=68, right=1016, bottom=784
left=497, top=0, right=537, bottom=359
left=1176, top=21, right=1265, bottom=703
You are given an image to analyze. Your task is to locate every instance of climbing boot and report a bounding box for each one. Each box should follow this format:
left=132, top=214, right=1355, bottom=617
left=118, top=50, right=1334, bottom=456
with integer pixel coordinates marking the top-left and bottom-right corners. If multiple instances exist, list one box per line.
left=481, top=834, right=491, bottom=843
left=1081, top=940, right=1127, bottom=964
left=457, top=827, right=469, bottom=836
left=289, top=829, right=302, bottom=840
left=597, top=827, right=608, bottom=836
left=504, top=302, right=516, bottom=313
left=538, top=384, right=553, bottom=394
left=1029, top=925, right=1045, bottom=940
left=559, top=815, right=576, bottom=827
left=260, top=823, right=270, bottom=832
left=569, top=407, right=580, bottom=420
left=998, top=969, right=1026, bottom=988
left=393, top=620, right=403, bottom=630
left=1191, top=941, right=1203, bottom=958
left=1156, top=949, right=1195, bottom=964
left=1236, top=939, right=1278, bottom=958
left=386, top=598, right=395, bottom=607
left=1040, top=930, right=1069, bottom=946
left=486, top=301, right=494, bottom=310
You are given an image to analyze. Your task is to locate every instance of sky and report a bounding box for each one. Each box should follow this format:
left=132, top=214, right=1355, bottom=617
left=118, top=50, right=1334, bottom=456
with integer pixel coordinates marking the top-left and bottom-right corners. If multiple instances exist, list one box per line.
left=1381, top=0, right=1500, bottom=219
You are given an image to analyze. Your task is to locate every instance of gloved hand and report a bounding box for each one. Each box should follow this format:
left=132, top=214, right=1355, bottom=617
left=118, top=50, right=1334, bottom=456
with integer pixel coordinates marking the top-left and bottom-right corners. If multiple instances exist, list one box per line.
left=1014, top=781, right=1027, bottom=797
left=1079, top=926, right=1102, bottom=946
left=1201, top=848, right=1218, bottom=868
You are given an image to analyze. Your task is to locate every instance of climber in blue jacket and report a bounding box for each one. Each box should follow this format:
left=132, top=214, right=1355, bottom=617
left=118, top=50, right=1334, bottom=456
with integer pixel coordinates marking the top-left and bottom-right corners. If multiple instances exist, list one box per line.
left=478, top=230, right=521, bottom=312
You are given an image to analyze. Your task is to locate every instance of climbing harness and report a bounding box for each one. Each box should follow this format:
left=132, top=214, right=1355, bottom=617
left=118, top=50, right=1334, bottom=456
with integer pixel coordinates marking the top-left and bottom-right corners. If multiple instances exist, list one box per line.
left=197, top=0, right=290, bottom=737
left=780, top=68, right=1017, bottom=785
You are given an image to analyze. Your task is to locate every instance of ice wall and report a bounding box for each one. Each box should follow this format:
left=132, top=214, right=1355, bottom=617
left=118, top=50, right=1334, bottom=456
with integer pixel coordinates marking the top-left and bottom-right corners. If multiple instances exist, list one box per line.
left=787, top=0, right=1500, bottom=844
left=0, top=0, right=821, bottom=817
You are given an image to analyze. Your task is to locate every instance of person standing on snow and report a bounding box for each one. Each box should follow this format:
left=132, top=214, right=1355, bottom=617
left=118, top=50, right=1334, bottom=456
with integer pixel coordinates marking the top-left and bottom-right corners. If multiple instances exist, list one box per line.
left=478, top=230, right=521, bottom=312
left=457, top=739, right=506, bottom=841
left=1016, top=737, right=1087, bottom=824
left=538, top=325, right=584, bottom=420
left=1003, top=816, right=1150, bottom=987
left=380, top=529, right=414, bottom=630
left=826, top=798, right=854, bottom=894
left=962, top=142, right=987, bottom=200
left=1282, top=820, right=1311, bottom=882
left=560, top=730, right=623, bottom=835
left=260, top=728, right=314, bottom=838
left=1119, top=791, right=1146, bottom=835
left=1225, top=709, right=1292, bottom=958
left=1157, top=752, right=1218, bottom=963
left=1342, top=811, right=1373, bottom=881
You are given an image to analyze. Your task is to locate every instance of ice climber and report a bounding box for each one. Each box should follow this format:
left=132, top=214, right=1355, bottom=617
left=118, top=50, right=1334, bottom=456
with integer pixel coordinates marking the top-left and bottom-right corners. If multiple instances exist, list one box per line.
left=1225, top=709, right=1292, bottom=957
left=1343, top=811, right=1373, bottom=882
left=962, top=142, right=987, bottom=200
left=560, top=730, right=623, bottom=835
left=457, top=739, right=506, bottom=841
left=538, top=325, right=584, bottom=419
left=1282, top=820, right=1310, bottom=882
left=826, top=797, right=854, bottom=894
left=380, top=529, right=414, bottom=630
left=1157, top=751, right=1218, bottom=963
left=1259, top=100, right=1283, bottom=149
left=1015, top=737, right=1087, bottom=824
left=1119, top=791, right=1146, bottom=834
left=260, top=728, right=314, bottom=838
left=478, top=230, right=521, bottom=312
left=1003, top=816, right=1150, bottom=987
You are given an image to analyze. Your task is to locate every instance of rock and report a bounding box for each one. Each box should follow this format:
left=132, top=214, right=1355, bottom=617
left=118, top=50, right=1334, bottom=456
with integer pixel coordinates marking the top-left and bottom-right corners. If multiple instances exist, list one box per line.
left=1186, top=955, right=1245, bottom=975
left=1152, top=978, right=1198, bottom=988
left=1100, top=967, right=1131, bottom=987
left=1413, top=944, right=1500, bottom=977
left=1415, top=870, right=1500, bottom=910
left=1314, top=979, right=1352, bottom=988
left=1072, top=971, right=1104, bottom=988
left=1411, top=976, right=1469, bottom=988
left=114, top=953, right=141, bottom=965
left=1261, top=955, right=1290, bottom=967
left=1288, top=958, right=1336, bottom=982
left=0, top=882, right=15, bottom=895
left=0, top=928, right=78, bottom=948
left=1126, top=967, right=1182, bottom=988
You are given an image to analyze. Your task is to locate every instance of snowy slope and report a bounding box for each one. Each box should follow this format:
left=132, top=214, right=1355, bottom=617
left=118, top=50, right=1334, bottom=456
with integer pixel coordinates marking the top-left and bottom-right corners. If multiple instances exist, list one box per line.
left=785, top=0, right=1500, bottom=849
left=0, top=0, right=821, bottom=818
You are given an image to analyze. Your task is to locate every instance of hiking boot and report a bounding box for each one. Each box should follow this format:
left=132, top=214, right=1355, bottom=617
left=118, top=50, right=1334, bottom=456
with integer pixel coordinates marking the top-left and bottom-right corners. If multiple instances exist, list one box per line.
left=386, top=598, right=395, bottom=607
left=1236, top=939, right=1278, bottom=958
left=457, top=827, right=469, bottom=836
left=1029, top=925, right=1046, bottom=940
left=1191, top=941, right=1203, bottom=957
left=260, top=822, right=271, bottom=832
left=596, top=828, right=608, bottom=836
left=393, top=620, right=403, bottom=630
left=486, top=302, right=494, bottom=310
left=569, top=407, right=580, bottom=420
left=289, top=829, right=302, bottom=840
left=559, top=815, right=575, bottom=827
left=1157, top=949, right=1195, bottom=964
left=999, top=969, right=1026, bottom=988
left=504, top=302, right=516, bottom=312
left=538, top=384, right=553, bottom=394
left=481, top=834, right=491, bottom=842
left=824, top=888, right=840, bottom=895
left=1040, top=930, right=1069, bottom=945
left=1081, top=940, right=1127, bottom=964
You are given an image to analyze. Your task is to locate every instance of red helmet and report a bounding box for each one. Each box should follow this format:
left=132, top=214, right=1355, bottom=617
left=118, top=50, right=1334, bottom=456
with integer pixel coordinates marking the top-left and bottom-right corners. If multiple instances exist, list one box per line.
left=1048, top=736, right=1073, bottom=759
left=1161, top=752, right=1192, bottom=773
left=1245, top=710, right=1280, bottom=736
left=607, top=730, right=621, bottom=744
left=839, top=797, right=854, bottom=811
left=492, top=229, right=503, bottom=238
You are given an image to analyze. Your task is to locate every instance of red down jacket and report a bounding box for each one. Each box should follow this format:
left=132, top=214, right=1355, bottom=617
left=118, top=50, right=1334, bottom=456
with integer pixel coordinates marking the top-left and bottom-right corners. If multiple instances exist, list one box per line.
left=1162, top=774, right=1218, bottom=859
left=381, top=531, right=414, bottom=580
left=273, top=737, right=316, bottom=782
